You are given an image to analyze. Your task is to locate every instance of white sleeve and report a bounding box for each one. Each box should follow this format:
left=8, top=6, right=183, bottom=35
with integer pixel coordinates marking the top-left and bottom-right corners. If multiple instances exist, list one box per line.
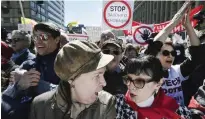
left=172, top=65, right=189, bottom=81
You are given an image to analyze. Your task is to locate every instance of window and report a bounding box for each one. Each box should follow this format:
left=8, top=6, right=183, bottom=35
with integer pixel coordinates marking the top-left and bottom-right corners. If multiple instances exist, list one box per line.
left=12, top=18, right=19, bottom=24
left=48, top=13, right=61, bottom=23
left=3, top=18, right=10, bottom=23
left=41, top=8, right=45, bottom=14
left=31, top=1, right=35, bottom=8
left=41, top=15, right=46, bottom=21
left=38, top=6, right=41, bottom=12
left=31, top=10, right=36, bottom=16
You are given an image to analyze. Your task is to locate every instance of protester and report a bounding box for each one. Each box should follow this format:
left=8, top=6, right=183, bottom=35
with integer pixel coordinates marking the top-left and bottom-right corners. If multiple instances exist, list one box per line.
left=173, top=43, right=186, bottom=65
left=98, top=30, right=115, bottom=48
left=101, top=39, right=128, bottom=95
left=11, top=30, right=35, bottom=65
left=188, top=79, right=205, bottom=119
left=182, top=30, right=205, bottom=106
left=1, top=41, right=18, bottom=91
left=30, top=40, right=115, bottom=119
left=2, top=22, right=61, bottom=119
left=144, top=1, right=205, bottom=106
left=124, top=43, right=138, bottom=59
left=116, top=55, right=191, bottom=119
left=1, top=28, right=8, bottom=42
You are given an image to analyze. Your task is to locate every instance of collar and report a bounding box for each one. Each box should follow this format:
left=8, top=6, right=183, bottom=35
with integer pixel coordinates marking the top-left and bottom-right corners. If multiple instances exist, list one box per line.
left=137, top=95, right=154, bottom=108
left=14, top=48, right=28, bottom=55
left=37, top=48, right=59, bottom=61
left=125, top=89, right=180, bottom=119
left=11, top=48, right=28, bottom=61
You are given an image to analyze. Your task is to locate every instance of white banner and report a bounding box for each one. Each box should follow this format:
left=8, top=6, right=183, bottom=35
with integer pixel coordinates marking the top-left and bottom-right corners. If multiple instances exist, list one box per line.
left=67, top=34, right=89, bottom=41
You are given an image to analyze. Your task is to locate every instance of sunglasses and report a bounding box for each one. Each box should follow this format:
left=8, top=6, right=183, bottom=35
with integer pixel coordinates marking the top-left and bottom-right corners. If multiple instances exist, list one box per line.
left=33, top=33, right=50, bottom=42
left=161, top=50, right=176, bottom=57
left=102, top=49, right=121, bottom=55
left=123, top=76, right=153, bottom=89
left=12, top=38, right=23, bottom=43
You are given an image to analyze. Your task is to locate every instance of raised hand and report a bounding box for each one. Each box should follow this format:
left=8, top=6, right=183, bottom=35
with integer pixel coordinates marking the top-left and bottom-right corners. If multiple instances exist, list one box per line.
left=182, top=7, right=192, bottom=28
left=141, top=29, right=150, bottom=41
left=154, top=1, right=193, bottom=43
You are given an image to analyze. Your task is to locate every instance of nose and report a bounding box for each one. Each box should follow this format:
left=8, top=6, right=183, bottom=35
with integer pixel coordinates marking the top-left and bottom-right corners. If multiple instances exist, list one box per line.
left=34, top=37, right=43, bottom=44
left=99, top=76, right=106, bottom=87
left=128, top=82, right=136, bottom=90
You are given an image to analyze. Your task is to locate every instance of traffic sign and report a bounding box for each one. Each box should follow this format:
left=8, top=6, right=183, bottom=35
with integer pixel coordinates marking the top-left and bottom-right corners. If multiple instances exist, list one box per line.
left=133, top=26, right=153, bottom=45
left=102, top=0, right=134, bottom=30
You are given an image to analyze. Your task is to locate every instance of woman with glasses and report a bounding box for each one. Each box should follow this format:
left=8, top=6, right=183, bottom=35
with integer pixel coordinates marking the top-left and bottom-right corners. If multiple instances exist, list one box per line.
left=145, top=2, right=205, bottom=107
left=116, top=55, right=191, bottom=119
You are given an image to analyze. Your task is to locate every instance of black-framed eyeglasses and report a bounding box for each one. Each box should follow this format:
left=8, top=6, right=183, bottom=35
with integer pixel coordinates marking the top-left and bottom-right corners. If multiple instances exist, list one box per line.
left=102, top=49, right=121, bottom=55
left=161, top=50, right=176, bottom=57
left=32, top=33, right=50, bottom=42
left=123, top=76, right=153, bottom=89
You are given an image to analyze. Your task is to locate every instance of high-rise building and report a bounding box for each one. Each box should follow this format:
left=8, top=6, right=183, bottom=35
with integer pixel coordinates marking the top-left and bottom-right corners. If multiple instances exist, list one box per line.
left=133, top=1, right=205, bottom=25
left=1, top=1, right=64, bottom=31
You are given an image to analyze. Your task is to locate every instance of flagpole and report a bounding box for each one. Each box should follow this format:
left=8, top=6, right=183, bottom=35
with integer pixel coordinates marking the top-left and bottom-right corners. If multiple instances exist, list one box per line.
left=19, top=0, right=25, bottom=24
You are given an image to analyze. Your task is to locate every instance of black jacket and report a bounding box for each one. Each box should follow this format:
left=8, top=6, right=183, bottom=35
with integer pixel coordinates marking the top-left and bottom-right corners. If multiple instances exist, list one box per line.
left=103, top=56, right=128, bottom=95
left=1, top=48, right=60, bottom=119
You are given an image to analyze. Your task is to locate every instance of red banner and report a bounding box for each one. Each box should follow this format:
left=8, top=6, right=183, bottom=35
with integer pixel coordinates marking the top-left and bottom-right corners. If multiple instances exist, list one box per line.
left=123, top=5, right=204, bottom=35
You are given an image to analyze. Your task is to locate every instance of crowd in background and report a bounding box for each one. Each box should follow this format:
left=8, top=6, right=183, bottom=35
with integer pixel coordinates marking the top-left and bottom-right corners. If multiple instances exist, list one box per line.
left=1, top=1, right=205, bottom=119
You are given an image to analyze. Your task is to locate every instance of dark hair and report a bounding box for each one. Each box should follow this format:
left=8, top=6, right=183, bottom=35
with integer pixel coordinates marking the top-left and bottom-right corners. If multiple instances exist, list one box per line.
left=33, top=22, right=60, bottom=39
left=125, top=44, right=136, bottom=53
left=125, top=55, right=164, bottom=82
left=164, top=41, right=174, bottom=50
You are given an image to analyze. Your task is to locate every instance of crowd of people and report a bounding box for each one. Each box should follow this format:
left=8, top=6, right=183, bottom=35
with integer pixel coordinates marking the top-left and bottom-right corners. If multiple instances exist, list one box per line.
left=1, top=1, right=205, bottom=119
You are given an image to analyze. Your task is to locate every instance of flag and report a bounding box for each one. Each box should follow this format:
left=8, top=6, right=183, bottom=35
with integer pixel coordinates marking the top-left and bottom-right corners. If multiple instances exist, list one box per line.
left=21, top=17, right=37, bottom=27
left=67, top=21, right=78, bottom=27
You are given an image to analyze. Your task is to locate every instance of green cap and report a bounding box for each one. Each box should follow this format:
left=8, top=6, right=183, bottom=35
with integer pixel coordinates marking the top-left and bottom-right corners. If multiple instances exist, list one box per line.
left=54, top=40, right=114, bottom=81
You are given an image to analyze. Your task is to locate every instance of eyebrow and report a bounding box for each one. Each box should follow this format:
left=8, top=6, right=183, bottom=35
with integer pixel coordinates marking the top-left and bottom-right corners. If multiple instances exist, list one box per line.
left=94, top=71, right=104, bottom=75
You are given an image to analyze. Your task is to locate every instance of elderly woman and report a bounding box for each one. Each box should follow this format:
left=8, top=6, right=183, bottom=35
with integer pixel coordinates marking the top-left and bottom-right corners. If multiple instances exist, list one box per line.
left=116, top=55, right=192, bottom=119
left=30, top=40, right=115, bottom=119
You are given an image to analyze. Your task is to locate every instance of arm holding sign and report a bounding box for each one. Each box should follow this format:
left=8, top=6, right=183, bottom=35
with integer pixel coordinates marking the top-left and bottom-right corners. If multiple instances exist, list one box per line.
left=183, top=8, right=200, bottom=46
left=179, top=9, right=205, bottom=77
left=154, top=1, right=192, bottom=43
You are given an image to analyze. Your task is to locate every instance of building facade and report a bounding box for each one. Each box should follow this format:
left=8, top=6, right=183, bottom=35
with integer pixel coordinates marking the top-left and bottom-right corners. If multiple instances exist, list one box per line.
left=133, top=1, right=205, bottom=24
left=1, top=1, right=64, bottom=31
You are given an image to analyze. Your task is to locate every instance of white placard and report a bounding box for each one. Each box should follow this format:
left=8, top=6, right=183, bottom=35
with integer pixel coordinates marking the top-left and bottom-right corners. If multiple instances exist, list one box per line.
left=67, top=34, right=89, bottom=41
left=18, top=24, right=33, bottom=33
left=86, top=26, right=102, bottom=42
left=102, top=0, right=134, bottom=30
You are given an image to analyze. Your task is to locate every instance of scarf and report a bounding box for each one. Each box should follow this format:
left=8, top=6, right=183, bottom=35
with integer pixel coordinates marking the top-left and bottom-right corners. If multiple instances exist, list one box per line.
left=125, top=89, right=180, bottom=119
left=11, top=48, right=28, bottom=61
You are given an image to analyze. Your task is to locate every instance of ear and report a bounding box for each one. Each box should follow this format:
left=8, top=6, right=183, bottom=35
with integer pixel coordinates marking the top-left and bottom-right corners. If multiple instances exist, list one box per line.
left=54, top=36, right=60, bottom=44
left=155, top=78, right=164, bottom=90
left=68, top=80, right=72, bottom=84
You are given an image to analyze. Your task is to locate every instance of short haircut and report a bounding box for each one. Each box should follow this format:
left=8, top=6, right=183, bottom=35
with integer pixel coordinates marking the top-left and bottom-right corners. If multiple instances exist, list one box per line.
left=11, top=30, right=31, bottom=47
left=33, top=22, right=60, bottom=39
left=125, top=55, right=164, bottom=82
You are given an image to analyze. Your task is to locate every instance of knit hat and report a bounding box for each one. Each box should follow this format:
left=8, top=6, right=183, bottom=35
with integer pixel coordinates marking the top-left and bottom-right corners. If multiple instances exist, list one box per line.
left=54, top=40, right=114, bottom=81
